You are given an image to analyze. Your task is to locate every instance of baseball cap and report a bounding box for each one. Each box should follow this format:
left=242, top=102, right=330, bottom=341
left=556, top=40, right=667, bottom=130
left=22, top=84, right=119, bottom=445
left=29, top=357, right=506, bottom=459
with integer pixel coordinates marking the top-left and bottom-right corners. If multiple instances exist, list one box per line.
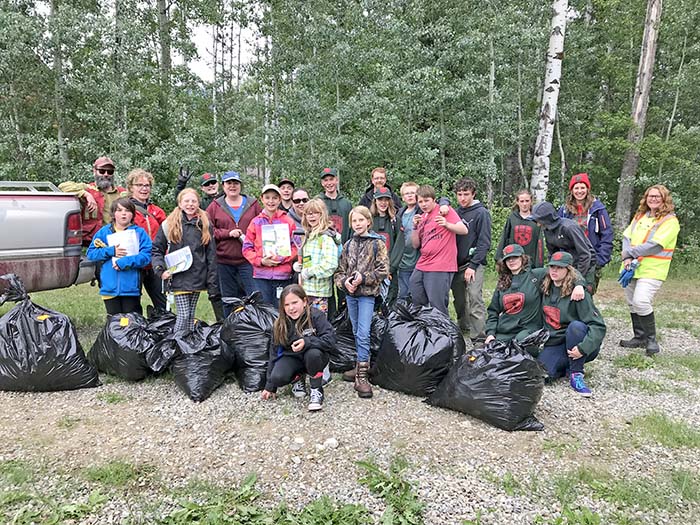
left=373, top=187, right=392, bottom=200
left=94, top=156, right=115, bottom=169
left=200, top=173, right=217, bottom=186
left=320, top=167, right=338, bottom=179
left=502, top=244, right=525, bottom=260
left=278, top=177, right=295, bottom=187
left=221, top=171, right=242, bottom=183
left=548, top=251, right=574, bottom=267
left=261, top=184, right=281, bottom=196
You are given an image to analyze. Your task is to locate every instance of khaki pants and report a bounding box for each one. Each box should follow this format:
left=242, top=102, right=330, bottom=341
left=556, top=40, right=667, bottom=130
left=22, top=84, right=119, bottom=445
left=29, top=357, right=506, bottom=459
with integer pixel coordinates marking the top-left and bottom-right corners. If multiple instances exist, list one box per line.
left=451, top=265, right=486, bottom=339
left=624, top=278, right=663, bottom=316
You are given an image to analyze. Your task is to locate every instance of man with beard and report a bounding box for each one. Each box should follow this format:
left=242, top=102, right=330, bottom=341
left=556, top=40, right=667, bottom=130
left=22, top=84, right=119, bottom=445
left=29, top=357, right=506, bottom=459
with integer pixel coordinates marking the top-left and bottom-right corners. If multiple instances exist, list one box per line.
left=59, top=156, right=126, bottom=246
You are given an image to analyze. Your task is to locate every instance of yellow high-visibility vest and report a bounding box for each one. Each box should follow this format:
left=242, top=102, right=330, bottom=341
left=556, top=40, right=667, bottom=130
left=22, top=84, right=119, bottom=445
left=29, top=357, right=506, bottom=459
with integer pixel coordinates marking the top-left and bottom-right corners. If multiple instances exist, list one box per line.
left=622, top=212, right=680, bottom=281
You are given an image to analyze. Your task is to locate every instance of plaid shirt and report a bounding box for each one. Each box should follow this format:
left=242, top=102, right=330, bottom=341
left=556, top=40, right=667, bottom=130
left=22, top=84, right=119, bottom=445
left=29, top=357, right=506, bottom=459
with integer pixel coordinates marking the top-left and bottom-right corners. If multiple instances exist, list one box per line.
left=302, top=231, right=340, bottom=297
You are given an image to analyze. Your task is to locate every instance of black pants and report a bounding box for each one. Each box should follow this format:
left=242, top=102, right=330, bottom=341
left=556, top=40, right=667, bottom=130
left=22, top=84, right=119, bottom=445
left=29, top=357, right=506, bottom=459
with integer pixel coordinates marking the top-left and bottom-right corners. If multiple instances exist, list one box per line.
left=141, top=268, right=167, bottom=313
left=104, top=296, right=142, bottom=315
left=267, top=348, right=329, bottom=390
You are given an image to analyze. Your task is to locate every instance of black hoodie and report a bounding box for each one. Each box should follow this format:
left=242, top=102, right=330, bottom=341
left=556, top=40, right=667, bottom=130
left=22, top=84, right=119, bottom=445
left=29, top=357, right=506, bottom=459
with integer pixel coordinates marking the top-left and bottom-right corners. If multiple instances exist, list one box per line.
left=359, top=183, right=402, bottom=210
left=455, top=200, right=492, bottom=269
left=531, top=201, right=596, bottom=277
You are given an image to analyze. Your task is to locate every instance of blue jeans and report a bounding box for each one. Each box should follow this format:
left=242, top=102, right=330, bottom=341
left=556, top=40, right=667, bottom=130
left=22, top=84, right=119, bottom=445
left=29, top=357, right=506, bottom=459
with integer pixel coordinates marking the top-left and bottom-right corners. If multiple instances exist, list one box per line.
left=346, top=295, right=375, bottom=362
left=253, top=278, right=293, bottom=308
left=538, top=320, right=600, bottom=379
left=219, top=262, right=255, bottom=317
left=398, top=269, right=414, bottom=299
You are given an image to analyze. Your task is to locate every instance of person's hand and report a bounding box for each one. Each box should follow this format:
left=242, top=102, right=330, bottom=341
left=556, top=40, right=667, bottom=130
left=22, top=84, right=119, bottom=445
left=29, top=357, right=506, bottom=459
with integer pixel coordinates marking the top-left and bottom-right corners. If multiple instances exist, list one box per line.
left=114, top=244, right=127, bottom=257
left=260, top=390, right=276, bottom=400
left=439, top=204, right=449, bottom=216
left=112, top=261, right=120, bottom=271
left=413, top=214, right=423, bottom=226
left=345, top=278, right=357, bottom=294
left=572, top=285, right=585, bottom=301
left=484, top=335, right=495, bottom=345
left=161, top=270, right=171, bottom=280
left=352, top=272, right=363, bottom=285
left=464, top=268, right=475, bottom=283
left=623, top=257, right=633, bottom=270
left=291, top=339, right=305, bottom=352
left=434, top=215, right=447, bottom=227
left=177, top=166, right=192, bottom=185
left=261, top=255, right=281, bottom=267
left=293, top=261, right=303, bottom=273
left=84, top=192, right=97, bottom=214
left=229, top=228, right=243, bottom=238
left=567, top=346, right=583, bottom=360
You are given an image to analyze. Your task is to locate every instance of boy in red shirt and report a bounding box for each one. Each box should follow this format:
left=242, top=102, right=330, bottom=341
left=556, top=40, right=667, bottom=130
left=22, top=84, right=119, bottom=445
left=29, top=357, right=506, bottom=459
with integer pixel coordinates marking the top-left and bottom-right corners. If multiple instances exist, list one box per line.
left=409, top=185, right=468, bottom=314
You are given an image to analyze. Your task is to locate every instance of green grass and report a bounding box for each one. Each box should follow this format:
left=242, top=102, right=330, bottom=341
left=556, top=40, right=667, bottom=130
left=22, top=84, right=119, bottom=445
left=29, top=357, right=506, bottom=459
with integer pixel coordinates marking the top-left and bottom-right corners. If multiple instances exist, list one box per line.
left=613, top=353, right=655, bottom=370
left=630, top=412, right=700, bottom=448
left=621, top=378, right=687, bottom=396
left=56, top=415, right=82, bottom=429
left=541, top=438, right=580, bottom=458
left=0, top=490, right=107, bottom=525
left=96, top=391, right=130, bottom=404
left=84, top=460, right=155, bottom=487
left=0, top=460, right=33, bottom=485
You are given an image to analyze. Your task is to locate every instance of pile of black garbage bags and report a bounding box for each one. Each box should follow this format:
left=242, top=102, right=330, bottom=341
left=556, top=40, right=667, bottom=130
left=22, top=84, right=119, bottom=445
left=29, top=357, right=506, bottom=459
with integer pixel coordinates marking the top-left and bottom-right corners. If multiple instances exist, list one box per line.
left=1, top=273, right=548, bottom=429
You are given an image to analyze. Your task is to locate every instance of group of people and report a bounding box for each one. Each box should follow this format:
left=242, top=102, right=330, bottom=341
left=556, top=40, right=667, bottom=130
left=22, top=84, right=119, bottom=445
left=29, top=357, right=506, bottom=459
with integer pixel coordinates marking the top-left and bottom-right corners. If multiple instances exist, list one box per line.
left=61, top=157, right=680, bottom=409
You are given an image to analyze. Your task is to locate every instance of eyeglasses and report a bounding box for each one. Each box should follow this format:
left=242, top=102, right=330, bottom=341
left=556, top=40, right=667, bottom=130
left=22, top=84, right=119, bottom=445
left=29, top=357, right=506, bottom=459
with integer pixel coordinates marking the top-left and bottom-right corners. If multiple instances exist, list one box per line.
left=647, top=195, right=662, bottom=200
left=97, top=169, right=114, bottom=175
left=292, top=198, right=309, bottom=204
left=202, top=181, right=217, bottom=187
left=134, top=183, right=151, bottom=188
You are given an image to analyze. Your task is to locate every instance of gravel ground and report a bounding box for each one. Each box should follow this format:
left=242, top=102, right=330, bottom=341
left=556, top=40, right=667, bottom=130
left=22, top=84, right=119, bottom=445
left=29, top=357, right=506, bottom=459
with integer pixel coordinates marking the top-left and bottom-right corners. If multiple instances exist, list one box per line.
left=1, top=309, right=699, bottom=524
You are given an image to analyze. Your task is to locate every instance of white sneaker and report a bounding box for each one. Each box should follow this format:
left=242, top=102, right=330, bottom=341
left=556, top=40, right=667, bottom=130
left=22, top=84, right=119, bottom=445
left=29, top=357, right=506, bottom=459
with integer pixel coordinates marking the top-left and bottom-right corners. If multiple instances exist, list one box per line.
left=308, top=387, right=324, bottom=411
left=291, top=377, right=307, bottom=398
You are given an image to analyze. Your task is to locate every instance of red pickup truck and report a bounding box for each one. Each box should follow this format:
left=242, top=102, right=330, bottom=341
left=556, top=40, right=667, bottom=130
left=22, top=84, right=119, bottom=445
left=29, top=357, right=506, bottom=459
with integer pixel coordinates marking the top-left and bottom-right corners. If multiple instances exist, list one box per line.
left=0, top=181, right=95, bottom=292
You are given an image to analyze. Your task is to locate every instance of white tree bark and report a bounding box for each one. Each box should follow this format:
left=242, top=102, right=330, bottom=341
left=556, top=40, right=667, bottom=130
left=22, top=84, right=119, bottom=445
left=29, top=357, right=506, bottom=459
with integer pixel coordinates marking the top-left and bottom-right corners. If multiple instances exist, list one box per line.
left=530, top=0, right=568, bottom=203
left=615, top=0, right=663, bottom=229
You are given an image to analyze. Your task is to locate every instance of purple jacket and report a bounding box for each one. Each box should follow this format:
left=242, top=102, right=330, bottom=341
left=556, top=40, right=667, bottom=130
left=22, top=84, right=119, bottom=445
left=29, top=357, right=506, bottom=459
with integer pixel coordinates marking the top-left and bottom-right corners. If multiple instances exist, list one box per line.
left=558, top=199, right=613, bottom=267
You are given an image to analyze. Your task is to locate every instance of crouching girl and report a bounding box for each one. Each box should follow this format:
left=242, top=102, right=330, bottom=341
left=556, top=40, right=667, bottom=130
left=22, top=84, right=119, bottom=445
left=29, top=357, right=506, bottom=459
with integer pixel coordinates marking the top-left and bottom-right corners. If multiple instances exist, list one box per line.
left=260, top=285, right=336, bottom=411
left=538, top=252, right=606, bottom=397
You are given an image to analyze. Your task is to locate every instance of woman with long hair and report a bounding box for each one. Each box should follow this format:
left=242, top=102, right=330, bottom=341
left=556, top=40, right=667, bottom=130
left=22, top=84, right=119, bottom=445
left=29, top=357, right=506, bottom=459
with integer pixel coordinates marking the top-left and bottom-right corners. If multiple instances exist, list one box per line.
left=152, top=188, right=218, bottom=334
left=537, top=252, right=606, bottom=397
left=558, top=173, right=613, bottom=293
left=369, top=188, right=400, bottom=306
left=619, top=184, right=680, bottom=356
left=260, top=285, right=335, bottom=411
left=495, top=189, right=544, bottom=267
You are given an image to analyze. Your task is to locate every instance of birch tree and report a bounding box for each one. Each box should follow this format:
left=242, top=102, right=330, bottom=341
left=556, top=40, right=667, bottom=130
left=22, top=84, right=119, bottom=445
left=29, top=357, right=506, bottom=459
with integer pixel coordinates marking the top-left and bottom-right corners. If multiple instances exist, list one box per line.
left=530, top=0, right=568, bottom=203
left=615, top=0, right=663, bottom=229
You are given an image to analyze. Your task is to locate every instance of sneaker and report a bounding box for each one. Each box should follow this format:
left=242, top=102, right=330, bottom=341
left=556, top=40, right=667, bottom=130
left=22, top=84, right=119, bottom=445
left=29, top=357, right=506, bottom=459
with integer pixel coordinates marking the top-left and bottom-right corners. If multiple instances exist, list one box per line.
left=570, top=372, right=592, bottom=397
left=308, top=387, right=324, bottom=411
left=291, top=377, right=307, bottom=398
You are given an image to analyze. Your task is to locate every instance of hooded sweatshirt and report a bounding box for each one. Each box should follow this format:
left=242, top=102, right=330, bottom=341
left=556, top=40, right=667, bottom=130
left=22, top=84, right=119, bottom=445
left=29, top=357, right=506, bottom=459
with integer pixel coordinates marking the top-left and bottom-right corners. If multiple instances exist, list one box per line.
left=454, top=200, right=492, bottom=270
left=531, top=201, right=596, bottom=278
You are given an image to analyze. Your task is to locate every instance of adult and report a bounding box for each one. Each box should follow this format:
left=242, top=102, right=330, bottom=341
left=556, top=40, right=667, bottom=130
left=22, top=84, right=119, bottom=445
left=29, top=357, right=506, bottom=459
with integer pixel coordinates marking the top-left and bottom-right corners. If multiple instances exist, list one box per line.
left=175, top=170, right=222, bottom=211
left=410, top=185, right=468, bottom=314
left=278, top=177, right=296, bottom=213
left=125, top=168, right=168, bottom=314
left=242, top=184, right=298, bottom=307
left=451, top=178, right=491, bottom=346
left=59, top=156, right=126, bottom=246
left=358, top=167, right=401, bottom=210
left=287, top=188, right=309, bottom=229
left=531, top=201, right=597, bottom=290
left=206, top=171, right=262, bottom=318
left=538, top=252, right=606, bottom=397
left=395, top=182, right=420, bottom=299
left=86, top=198, right=152, bottom=315
left=495, top=189, right=544, bottom=268
left=318, top=167, right=353, bottom=243
left=558, top=173, right=613, bottom=293
left=619, top=185, right=680, bottom=356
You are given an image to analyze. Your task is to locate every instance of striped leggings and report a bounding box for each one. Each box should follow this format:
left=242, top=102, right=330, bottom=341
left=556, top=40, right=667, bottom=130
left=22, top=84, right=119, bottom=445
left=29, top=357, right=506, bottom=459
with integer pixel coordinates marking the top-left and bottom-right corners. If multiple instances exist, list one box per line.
left=174, top=292, right=200, bottom=333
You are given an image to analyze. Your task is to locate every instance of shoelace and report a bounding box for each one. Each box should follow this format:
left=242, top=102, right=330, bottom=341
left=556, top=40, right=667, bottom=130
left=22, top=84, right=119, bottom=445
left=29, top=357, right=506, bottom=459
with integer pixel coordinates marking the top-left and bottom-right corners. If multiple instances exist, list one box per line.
left=572, top=375, right=586, bottom=389
left=310, top=389, right=323, bottom=403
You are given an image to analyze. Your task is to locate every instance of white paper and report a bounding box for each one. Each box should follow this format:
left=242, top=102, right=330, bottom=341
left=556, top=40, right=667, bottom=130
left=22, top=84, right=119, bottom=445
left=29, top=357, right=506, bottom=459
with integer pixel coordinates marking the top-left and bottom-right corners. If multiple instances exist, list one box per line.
left=261, top=224, right=291, bottom=257
left=107, top=229, right=139, bottom=266
left=164, top=246, right=193, bottom=274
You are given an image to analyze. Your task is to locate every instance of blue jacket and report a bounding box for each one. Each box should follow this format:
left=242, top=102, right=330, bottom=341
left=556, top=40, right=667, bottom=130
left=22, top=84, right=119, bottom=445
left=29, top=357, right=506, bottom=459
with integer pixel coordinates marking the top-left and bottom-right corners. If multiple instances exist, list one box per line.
left=87, top=224, right=152, bottom=297
left=558, top=199, right=613, bottom=267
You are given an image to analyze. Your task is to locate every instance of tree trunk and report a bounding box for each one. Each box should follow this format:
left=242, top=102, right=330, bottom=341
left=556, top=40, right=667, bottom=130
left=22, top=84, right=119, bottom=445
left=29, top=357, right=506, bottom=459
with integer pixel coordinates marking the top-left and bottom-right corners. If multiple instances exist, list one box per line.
left=156, top=0, right=171, bottom=140
left=50, top=0, right=70, bottom=178
left=615, top=0, right=663, bottom=229
left=530, top=0, right=568, bottom=203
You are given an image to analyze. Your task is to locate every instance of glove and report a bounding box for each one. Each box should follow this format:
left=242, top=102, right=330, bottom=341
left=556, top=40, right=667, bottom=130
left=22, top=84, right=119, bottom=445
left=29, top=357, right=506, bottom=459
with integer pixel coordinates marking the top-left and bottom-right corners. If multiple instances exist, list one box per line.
left=292, top=262, right=302, bottom=273
left=618, top=260, right=639, bottom=288
left=177, top=166, right=192, bottom=185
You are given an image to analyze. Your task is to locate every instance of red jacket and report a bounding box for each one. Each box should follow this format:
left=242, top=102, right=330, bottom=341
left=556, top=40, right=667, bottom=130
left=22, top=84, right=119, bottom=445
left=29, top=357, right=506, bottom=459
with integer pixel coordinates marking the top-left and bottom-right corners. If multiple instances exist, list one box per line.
left=242, top=209, right=297, bottom=279
left=207, top=195, right=262, bottom=265
left=81, top=184, right=126, bottom=245
left=130, top=198, right=166, bottom=240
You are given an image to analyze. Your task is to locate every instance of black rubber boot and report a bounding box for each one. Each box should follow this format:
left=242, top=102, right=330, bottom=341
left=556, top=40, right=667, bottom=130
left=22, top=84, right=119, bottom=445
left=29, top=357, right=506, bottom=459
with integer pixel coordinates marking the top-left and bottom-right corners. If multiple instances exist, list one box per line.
left=638, top=312, right=660, bottom=356
left=619, top=313, right=647, bottom=348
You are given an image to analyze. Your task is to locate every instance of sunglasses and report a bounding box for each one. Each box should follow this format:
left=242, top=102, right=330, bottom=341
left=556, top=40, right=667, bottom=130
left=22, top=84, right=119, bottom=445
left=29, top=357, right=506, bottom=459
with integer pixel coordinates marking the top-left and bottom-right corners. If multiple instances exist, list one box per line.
left=97, top=168, right=114, bottom=175
left=202, top=181, right=218, bottom=187
left=292, top=198, right=309, bottom=204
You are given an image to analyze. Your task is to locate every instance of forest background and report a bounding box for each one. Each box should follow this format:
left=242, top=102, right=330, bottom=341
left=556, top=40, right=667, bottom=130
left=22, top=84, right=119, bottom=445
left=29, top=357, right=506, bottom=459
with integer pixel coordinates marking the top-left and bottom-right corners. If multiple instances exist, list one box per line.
left=1, top=0, right=698, bottom=268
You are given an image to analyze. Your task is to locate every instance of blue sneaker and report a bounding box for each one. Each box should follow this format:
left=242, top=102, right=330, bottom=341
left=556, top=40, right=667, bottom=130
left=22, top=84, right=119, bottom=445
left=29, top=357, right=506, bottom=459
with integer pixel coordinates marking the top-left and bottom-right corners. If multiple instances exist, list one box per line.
left=570, top=372, right=592, bottom=397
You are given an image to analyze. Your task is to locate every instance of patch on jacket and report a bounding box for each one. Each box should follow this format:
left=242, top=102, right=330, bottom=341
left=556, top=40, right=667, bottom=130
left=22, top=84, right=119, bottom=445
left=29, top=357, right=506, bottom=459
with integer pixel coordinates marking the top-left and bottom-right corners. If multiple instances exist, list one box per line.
left=543, top=305, right=561, bottom=330
left=514, top=225, right=533, bottom=245
left=502, top=292, right=525, bottom=315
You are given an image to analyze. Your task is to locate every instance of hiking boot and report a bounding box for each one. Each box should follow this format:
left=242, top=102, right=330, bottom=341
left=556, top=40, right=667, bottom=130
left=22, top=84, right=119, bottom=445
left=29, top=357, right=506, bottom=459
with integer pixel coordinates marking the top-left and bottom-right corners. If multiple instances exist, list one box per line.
left=354, top=361, right=373, bottom=398
left=291, top=375, right=307, bottom=398
left=570, top=372, right=592, bottom=397
left=619, top=313, right=646, bottom=348
left=322, top=364, right=333, bottom=386
left=342, top=365, right=357, bottom=382
left=638, top=312, right=660, bottom=356
left=308, top=387, right=324, bottom=411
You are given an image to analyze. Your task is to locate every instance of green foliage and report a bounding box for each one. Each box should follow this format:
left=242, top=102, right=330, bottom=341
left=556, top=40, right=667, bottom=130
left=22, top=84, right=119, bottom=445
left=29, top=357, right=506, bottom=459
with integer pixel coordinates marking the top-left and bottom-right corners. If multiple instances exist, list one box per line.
left=96, top=392, right=130, bottom=404
left=0, top=460, right=32, bottom=486
left=0, top=489, right=107, bottom=525
left=84, top=460, right=155, bottom=487
left=56, top=415, right=83, bottom=430
left=630, top=412, right=700, bottom=448
left=612, top=353, right=655, bottom=370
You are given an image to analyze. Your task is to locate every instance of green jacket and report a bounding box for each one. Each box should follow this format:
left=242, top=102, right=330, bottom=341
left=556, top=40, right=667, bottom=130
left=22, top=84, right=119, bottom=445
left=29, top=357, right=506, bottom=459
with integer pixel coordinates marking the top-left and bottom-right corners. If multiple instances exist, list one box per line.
left=318, top=192, right=353, bottom=243
left=542, top=287, right=606, bottom=355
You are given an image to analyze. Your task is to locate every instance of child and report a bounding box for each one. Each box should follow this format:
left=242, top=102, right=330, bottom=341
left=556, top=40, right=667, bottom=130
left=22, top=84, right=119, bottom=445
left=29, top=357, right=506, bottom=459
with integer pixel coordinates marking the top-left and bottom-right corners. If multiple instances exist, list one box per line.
left=260, top=284, right=336, bottom=411
left=537, top=252, right=606, bottom=397
left=334, top=206, right=389, bottom=398
left=369, top=187, right=401, bottom=306
left=495, top=189, right=544, bottom=268
left=242, top=184, right=297, bottom=307
left=87, top=198, right=152, bottom=315
left=152, top=188, right=218, bottom=334
left=395, top=181, right=420, bottom=299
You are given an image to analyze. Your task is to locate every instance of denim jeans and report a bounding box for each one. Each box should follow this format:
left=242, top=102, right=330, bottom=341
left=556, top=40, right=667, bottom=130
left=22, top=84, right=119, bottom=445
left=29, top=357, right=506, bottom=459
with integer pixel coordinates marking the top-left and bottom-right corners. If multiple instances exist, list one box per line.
left=219, top=262, right=255, bottom=317
left=346, top=295, right=375, bottom=362
left=538, top=320, right=600, bottom=378
left=253, top=278, right=293, bottom=308
left=398, top=269, right=414, bottom=300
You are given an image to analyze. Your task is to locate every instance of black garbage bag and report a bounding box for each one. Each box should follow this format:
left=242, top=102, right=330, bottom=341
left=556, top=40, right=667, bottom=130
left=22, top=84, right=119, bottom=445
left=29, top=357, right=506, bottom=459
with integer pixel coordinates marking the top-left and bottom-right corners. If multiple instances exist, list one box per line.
left=89, top=313, right=154, bottom=381
left=221, top=292, right=277, bottom=392
left=370, top=314, right=388, bottom=364
left=0, top=274, right=100, bottom=391
left=427, top=329, right=549, bottom=431
left=372, top=302, right=465, bottom=396
left=329, top=308, right=356, bottom=373
left=171, top=323, right=234, bottom=402
left=142, top=312, right=178, bottom=372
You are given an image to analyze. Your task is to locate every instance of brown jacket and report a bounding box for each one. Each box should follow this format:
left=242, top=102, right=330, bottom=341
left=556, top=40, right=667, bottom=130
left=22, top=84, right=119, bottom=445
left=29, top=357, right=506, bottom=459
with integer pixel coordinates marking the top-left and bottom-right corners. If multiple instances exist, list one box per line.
left=334, top=232, right=389, bottom=297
